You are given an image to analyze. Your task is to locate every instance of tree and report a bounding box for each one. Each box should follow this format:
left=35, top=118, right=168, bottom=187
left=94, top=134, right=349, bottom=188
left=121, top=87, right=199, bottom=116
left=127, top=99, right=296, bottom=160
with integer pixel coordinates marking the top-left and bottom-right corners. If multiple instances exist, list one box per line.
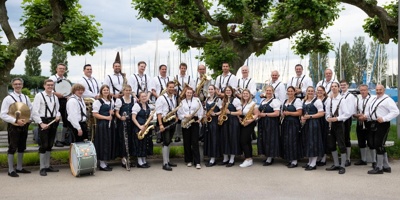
left=0, top=0, right=102, bottom=100
left=308, top=53, right=328, bottom=85
left=335, top=42, right=354, bottom=83
left=368, top=41, right=388, bottom=84
left=24, top=47, right=42, bottom=76
left=350, top=37, right=368, bottom=85
left=50, top=44, right=69, bottom=77
left=132, top=0, right=398, bottom=76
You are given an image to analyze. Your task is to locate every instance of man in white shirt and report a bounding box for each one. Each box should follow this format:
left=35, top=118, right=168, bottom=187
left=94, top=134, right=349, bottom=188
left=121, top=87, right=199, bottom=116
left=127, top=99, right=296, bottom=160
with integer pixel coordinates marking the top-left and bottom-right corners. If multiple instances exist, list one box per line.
left=365, top=84, right=399, bottom=174
left=128, top=61, right=151, bottom=101
left=340, top=79, right=356, bottom=167
left=194, top=64, right=211, bottom=103
left=104, top=61, right=124, bottom=99
left=32, top=79, right=61, bottom=176
left=287, top=64, right=313, bottom=99
left=0, top=78, right=33, bottom=177
left=316, top=69, right=338, bottom=95
left=150, top=64, right=171, bottom=100
left=270, top=70, right=286, bottom=102
left=215, top=62, right=238, bottom=98
left=78, top=64, right=100, bottom=99
left=236, top=65, right=256, bottom=99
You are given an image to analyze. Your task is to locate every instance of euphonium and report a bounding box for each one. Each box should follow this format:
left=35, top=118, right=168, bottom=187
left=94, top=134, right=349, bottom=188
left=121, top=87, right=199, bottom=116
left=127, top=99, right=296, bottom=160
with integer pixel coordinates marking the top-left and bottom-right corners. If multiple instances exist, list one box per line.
left=181, top=99, right=201, bottom=129
left=205, top=103, right=218, bottom=123
left=241, top=103, right=255, bottom=126
left=137, top=110, right=156, bottom=140
left=218, top=100, right=230, bottom=125
left=84, top=98, right=96, bottom=141
left=163, top=102, right=182, bottom=123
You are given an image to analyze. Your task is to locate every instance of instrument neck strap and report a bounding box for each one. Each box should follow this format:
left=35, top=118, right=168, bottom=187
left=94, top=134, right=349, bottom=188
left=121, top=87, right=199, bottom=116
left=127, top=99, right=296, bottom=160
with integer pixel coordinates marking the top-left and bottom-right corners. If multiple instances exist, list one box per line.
left=40, top=92, right=56, bottom=118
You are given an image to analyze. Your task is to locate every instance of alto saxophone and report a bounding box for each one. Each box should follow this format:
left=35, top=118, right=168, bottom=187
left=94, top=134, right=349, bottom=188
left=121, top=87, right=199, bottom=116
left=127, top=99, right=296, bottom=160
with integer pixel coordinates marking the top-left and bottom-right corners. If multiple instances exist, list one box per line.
left=241, top=103, right=256, bottom=126
left=179, top=83, right=190, bottom=101
left=122, top=112, right=131, bottom=171
left=181, top=99, right=202, bottom=129
left=195, top=74, right=207, bottom=97
left=163, top=102, right=182, bottom=123
left=137, top=109, right=156, bottom=140
left=205, top=103, right=218, bottom=123
left=218, top=100, right=230, bottom=125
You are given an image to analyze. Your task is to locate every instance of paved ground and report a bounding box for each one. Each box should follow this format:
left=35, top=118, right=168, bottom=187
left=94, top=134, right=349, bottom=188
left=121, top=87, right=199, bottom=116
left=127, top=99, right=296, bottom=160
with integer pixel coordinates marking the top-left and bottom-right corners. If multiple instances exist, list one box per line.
left=0, top=158, right=400, bottom=200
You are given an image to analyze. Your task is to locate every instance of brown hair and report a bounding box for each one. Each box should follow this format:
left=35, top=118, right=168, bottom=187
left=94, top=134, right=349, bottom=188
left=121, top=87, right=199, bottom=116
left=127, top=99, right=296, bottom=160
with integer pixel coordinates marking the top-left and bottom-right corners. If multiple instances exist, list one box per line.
left=99, top=85, right=111, bottom=101
left=138, top=61, right=147, bottom=66
left=43, top=79, right=54, bottom=85
left=240, top=89, right=252, bottom=104
left=71, top=83, right=85, bottom=94
left=317, top=86, right=327, bottom=98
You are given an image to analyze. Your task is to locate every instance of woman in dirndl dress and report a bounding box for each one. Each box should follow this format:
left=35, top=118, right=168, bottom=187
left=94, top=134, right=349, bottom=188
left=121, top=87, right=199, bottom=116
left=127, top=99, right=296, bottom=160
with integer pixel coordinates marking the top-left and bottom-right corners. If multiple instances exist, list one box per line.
left=281, top=86, right=303, bottom=168
left=301, top=86, right=325, bottom=170
left=93, top=85, right=114, bottom=171
left=316, top=85, right=329, bottom=166
left=132, top=92, right=154, bottom=168
left=115, top=85, right=136, bottom=168
left=257, top=85, right=282, bottom=166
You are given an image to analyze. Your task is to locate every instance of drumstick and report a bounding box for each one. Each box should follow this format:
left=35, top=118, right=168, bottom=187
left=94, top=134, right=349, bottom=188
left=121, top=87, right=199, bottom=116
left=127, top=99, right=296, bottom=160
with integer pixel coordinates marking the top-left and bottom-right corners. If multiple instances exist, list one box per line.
left=41, top=119, right=57, bottom=130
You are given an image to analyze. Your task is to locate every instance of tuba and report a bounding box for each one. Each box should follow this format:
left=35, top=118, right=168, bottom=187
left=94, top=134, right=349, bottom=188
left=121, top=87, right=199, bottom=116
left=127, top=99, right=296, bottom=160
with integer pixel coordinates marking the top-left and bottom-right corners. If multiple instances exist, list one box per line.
left=241, top=103, right=255, bottom=126
left=163, top=102, right=182, bottom=123
left=181, top=99, right=202, bottom=129
left=84, top=98, right=97, bottom=141
left=218, top=100, right=230, bottom=125
left=137, top=110, right=156, bottom=140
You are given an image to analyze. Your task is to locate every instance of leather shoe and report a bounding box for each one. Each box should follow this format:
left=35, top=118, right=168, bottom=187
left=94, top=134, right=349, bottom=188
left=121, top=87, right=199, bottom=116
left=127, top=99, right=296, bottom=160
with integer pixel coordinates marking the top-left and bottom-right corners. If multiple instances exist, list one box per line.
left=205, top=162, right=216, bottom=167
left=218, top=161, right=229, bottom=166
left=54, top=141, right=64, bottom=147
left=156, top=138, right=162, bottom=144
left=40, top=168, right=47, bottom=176
left=45, top=166, right=59, bottom=172
left=99, top=166, right=112, bottom=171
left=174, top=137, right=181, bottom=142
left=339, top=167, right=346, bottom=174
left=354, top=160, right=367, bottom=166
left=143, top=163, right=150, bottom=168
left=326, top=165, right=341, bottom=171
left=316, top=161, right=326, bottom=166
left=137, top=163, right=150, bottom=168
left=162, top=164, right=172, bottom=171
left=345, top=160, right=351, bottom=167
left=106, top=165, right=113, bottom=170
left=263, top=162, right=272, bottom=166
left=302, top=164, right=309, bottom=168
left=168, top=162, right=177, bottom=167
left=8, top=171, right=19, bottom=177
left=16, top=168, right=31, bottom=173
left=287, top=163, right=298, bottom=168
left=383, top=167, right=391, bottom=173
left=305, top=165, right=316, bottom=171
left=368, top=167, right=383, bottom=174
left=226, top=162, right=235, bottom=167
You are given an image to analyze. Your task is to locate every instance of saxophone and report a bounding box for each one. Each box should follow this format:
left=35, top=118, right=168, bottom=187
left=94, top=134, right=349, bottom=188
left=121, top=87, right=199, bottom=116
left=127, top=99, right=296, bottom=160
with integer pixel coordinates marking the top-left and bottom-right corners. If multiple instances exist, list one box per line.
left=179, top=83, right=190, bottom=101
left=205, top=103, right=218, bottom=123
left=122, top=112, right=131, bottom=171
left=218, top=99, right=230, bottom=125
left=121, top=72, right=128, bottom=93
left=181, top=99, right=202, bottom=129
left=195, top=74, right=207, bottom=97
left=137, top=109, right=156, bottom=140
left=241, top=103, right=255, bottom=126
left=163, top=102, right=182, bottom=123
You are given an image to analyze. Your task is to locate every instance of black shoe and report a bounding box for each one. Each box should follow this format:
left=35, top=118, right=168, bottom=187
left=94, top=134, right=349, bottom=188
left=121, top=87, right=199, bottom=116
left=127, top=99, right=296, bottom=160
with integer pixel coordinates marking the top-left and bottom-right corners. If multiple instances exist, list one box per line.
left=174, top=137, right=181, bottom=142
left=16, top=168, right=31, bottom=173
left=305, top=165, right=317, bottom=171
left=316, top=161, right=326, bottom=166
left=8, top=171, right=19, bottom=177
left=302, top=164, right=309, bottom=169
left=162, top=164, right=172, bottom=171
left=354, top=160, right=367, bottom=166
left=339, top=167, right=346, bottom=174
left=226, top=162, right=235, bottom=167
left=372, top=162, right=377, bottom=169
left=99, top=166, right=112, bottom=171
left=168, top=162, right=177, bottom=167
left=383, top=167, right=391, bottom=173
left=287, top=163, right=298, bottom=168
left=106, top=165, right=113, bottom=170
left=368, top=167, right=383, bottom=174
left=345, top=160, right=351, bottom=167
left=143, top=163, right=150, bottom=168
left=326, top=165, right=341, bottom=171
left=156, top=138, right=162, bottom=144
left=219, top=161, right=229, bottom=166
left=137, top=164, right=150, bottom=168
left=62, top=141, right=70, bottom=146
left=205, top=162, right=216, bottom=167
left=54, top=141, right=64, bottom=147
left=45, top=166, right=59, bottom=172
left=263, top=162, right=273, bottom=166
left=40, top=169, right=47, bottom=176
left=286, top=162, right=291, bottom=166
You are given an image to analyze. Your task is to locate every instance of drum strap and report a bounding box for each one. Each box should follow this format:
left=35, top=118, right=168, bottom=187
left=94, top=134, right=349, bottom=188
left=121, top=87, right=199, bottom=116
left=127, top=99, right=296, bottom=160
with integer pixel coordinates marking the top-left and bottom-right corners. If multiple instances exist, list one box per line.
left=40, top=92, right=56, bottom=118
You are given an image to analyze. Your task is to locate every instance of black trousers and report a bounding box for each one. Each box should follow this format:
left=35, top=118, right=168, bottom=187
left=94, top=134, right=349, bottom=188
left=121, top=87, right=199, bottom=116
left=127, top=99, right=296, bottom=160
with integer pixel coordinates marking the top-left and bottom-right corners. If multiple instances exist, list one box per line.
left=159, top=121, right=176, bottom=146
left=344, top=118, right=352, bottom=147
left=370, top=121, right=390, bottom=155
left=356, top=121, right=373, bottom=149
left=327, top=121, right=346, bottom=153
left=7, top=124, right=29, bottom=154
left=240, top=122, right=256, bottom=158
left=39, top=117, right=58, bottom=153
left=182, top=122, right=200, bottom=165
left=70, top=122, right=88, bottom=143
left=58, top=98, right=71, bottom=128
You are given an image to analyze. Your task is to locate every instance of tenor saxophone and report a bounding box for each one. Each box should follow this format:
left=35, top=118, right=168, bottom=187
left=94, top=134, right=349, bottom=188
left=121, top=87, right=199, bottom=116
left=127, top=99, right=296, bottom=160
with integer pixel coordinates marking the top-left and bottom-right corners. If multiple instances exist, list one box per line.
left=195, top=74, right=207, bottom=97
left=218, top=100, right=230, bottom=125
left=241, top=103, right=255, bottom=126
left=205, top=103, right=218, bottom=123
left=163, top=102, right=182, bottom=123
left=122, top=112, right=131, bottom=171
left=181, top=99, right=202, bottom=129
left=137, top=110, right=156, bottom=140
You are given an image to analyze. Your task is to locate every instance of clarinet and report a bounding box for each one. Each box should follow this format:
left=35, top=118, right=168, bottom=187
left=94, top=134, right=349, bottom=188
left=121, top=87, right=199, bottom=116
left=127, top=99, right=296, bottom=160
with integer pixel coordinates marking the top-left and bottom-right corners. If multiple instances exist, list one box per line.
left=122, top=112, right=131, bottom=171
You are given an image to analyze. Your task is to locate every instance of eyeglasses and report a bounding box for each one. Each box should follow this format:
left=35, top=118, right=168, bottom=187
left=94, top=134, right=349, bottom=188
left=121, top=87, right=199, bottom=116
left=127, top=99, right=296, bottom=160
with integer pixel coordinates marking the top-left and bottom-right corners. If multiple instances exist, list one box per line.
left=13, top=83, right=22, bottom=86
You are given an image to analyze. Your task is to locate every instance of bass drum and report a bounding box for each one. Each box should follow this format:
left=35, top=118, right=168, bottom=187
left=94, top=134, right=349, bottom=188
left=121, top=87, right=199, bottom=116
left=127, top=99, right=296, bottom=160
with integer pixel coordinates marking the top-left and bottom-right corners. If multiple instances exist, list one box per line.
left=69, top=141, right=97, bottom=177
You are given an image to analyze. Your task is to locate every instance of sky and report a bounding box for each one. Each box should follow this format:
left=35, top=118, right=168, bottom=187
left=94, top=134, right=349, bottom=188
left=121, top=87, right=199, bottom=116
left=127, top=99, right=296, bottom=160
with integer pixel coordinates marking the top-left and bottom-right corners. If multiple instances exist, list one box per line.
left=2, top=0, right=398, bottom=84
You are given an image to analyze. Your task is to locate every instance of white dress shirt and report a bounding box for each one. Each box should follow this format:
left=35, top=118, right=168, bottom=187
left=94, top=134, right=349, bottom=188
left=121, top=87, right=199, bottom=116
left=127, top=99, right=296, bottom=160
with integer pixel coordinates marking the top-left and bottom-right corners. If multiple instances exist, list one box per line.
left=67, top=95, right=87, bottom=130
left=32, top=92, right=60, bottom=124
left=150, top=75, right=171, bottom=96
left=128, top=73, right=151, bottom=96
left=175, top=74, right=196, bottom=94
left=0, top=92, right=33, bottom=124
left=341, top=91, right=357, bottom=117
left=104, top=73, right=124, bottom=95
left=287, top=75, right=313, bottom=98
left=325, top=95, right=351, bottom=121
left=271, top=81, right=286, bottom=103
left=78, top=75, right=100, bottom=98
left=316, top=78, right=338, bottom=95
left=155, top=94, right=177, bottom=117
left=177, top=97, right=204, bottom=120
left=215, top=73, right=238, bottom=91
left=366, top=94, right=399, bottom=122
left=237, top=77, right=257, bottom=96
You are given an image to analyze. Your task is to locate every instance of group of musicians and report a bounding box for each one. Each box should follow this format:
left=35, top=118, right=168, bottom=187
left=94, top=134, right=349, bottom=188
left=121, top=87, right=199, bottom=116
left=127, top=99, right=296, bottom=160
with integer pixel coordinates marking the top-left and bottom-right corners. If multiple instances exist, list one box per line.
left=1, top=61, right=399, bottom=177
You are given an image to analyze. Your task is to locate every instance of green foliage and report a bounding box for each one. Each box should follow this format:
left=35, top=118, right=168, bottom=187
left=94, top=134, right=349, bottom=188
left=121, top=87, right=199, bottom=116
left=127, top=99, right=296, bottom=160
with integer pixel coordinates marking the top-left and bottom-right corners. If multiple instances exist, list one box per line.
left=21, top=88, right=31, bottom=96
left=335, top=42, right=354, bottom=83
left=308, top=53, right=328, bottom=85
left=351, top=37, right=368, bottom=85
left=24, top=47, right=42, bottom=76
left=9, top=74, right=47, bottom=92
left=293, top=31, right=334, bottom=57
left=50, top=44, right=69, bottom=77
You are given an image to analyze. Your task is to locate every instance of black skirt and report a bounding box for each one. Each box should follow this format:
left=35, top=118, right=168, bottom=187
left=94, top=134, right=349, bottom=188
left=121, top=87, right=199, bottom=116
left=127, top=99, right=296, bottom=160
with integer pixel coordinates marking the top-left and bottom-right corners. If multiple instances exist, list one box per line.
left=203, top=116, right=221, bottom=157
left=132, top=125, right=153, bottom=157
left=94, top=119, right=113, bottom=161
left=257, top=116, right=281, bottom=157
left=281, top=117, right=303, bottom=161
left=220, top=115, right=241, bottom=155
left=117, top=119, right=135, bottom=157
left=302, top=118, right=325, bottom=157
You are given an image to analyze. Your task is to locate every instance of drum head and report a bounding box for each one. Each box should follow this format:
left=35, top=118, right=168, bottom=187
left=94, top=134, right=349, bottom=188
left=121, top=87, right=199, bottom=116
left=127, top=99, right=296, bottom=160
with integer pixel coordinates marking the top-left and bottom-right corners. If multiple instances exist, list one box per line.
left=69, top=142, right=97, bottom=177
left=55, top=79, right=72, bottom=97
left=69, top=144, right=79, bottom=177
